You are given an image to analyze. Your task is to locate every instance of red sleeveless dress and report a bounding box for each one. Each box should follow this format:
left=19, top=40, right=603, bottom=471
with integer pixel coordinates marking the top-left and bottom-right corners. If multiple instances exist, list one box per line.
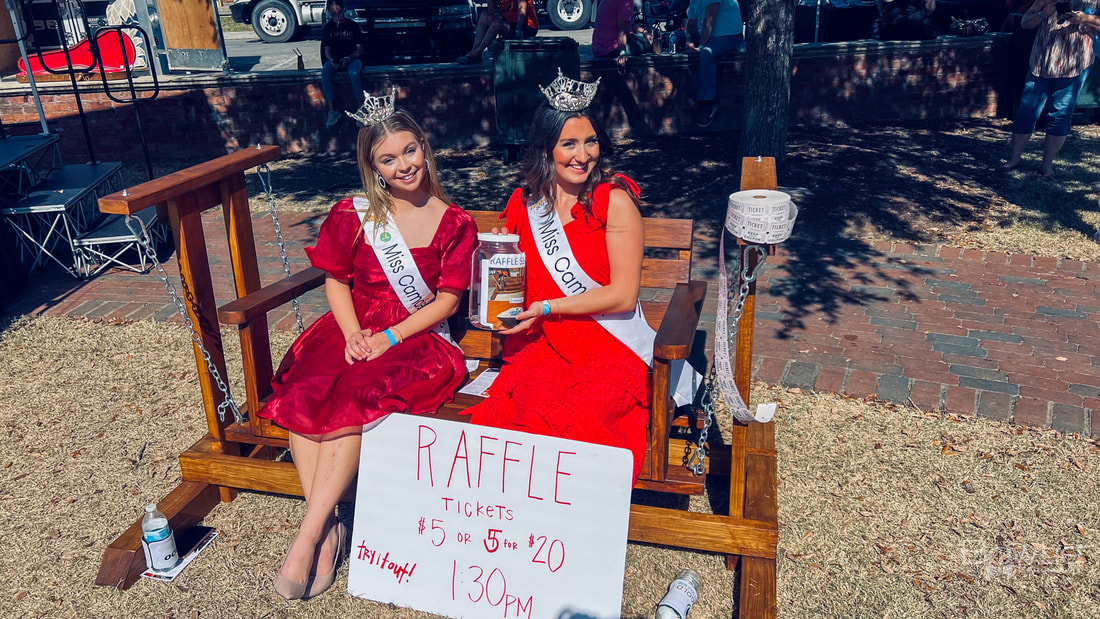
left=466, top=178, right=650, bottom=480
left=257, top=198, right=478, bottom=436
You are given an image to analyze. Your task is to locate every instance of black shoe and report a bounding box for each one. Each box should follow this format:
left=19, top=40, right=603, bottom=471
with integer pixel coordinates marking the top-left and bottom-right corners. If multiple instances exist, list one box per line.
left=696, top=103, right=717, bottom=128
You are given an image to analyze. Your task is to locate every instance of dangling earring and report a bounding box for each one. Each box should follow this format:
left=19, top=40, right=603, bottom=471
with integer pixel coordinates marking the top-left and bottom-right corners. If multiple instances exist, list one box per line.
left=425, top=159, right=431, bottom=175
left=376, top=172, right=387, bottom=190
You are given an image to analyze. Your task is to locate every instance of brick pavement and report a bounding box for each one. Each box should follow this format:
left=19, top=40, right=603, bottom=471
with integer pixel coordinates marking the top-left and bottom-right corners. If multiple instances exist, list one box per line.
left=3, top=210, right=1097, bottom=439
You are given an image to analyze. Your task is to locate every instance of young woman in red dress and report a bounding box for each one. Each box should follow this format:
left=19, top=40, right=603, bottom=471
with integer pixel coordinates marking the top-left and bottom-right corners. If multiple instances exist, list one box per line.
left=465, top=76, right=655, bottom=481
left=257, top=98, right=477, bottom=600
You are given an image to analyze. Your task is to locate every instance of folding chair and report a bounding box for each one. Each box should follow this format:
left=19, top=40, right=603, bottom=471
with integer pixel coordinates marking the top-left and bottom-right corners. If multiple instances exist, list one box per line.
left=72, top=206, right=165, bottom=278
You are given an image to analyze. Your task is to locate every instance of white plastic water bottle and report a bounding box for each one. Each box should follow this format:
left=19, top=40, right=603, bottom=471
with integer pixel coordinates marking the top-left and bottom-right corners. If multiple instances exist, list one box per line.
left=655, top=569, right=702, bottom=618
left=141, top=504, right=180, bottom=572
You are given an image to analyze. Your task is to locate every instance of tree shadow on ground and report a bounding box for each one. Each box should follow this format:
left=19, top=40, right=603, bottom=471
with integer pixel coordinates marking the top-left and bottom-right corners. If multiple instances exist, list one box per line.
left=785, top=118, right=1100, bottom=244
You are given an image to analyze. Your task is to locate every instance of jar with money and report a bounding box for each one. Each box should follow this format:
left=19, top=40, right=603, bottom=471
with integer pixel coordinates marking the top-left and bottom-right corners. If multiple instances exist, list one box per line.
left=469, top=233, right=526, bottom=330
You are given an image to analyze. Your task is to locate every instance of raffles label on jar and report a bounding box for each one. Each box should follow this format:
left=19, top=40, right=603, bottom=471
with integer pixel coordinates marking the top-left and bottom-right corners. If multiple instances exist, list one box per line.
left=469, top=233, right=525, bottom=330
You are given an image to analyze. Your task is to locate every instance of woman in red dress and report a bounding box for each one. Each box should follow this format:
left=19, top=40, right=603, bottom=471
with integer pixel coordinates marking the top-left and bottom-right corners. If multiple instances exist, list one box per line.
left=257, top=102, right=477, bottom=600
left=466, top=78, right=651, bottom=481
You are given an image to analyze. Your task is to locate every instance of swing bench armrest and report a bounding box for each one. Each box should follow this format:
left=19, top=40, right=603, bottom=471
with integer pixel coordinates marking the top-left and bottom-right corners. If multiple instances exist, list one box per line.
left=218, top=267, right=327, bottom=325
left=653, top=280, right=707, bottom=361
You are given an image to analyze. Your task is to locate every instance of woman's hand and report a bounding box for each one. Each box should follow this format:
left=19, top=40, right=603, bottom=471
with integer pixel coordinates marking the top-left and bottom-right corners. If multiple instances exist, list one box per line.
left=345, top=328, right=396, bottom=363
left=362, top=331, right=394, bottom=362
left=345, top=329, right=373, bottom=364
left=345, top=332, right=376, bottom=365
left=499, top=301, right=547, bottom=335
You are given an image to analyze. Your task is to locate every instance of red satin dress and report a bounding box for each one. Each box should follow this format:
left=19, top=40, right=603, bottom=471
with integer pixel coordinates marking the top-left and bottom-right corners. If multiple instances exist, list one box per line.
left=257, top=198, right=478, bottom=436
left=466, top=178, right=650, bottom=480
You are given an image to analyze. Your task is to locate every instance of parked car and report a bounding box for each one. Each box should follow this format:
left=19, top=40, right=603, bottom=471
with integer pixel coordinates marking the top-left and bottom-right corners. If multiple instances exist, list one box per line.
left=230, top=0, right=476, bottom=65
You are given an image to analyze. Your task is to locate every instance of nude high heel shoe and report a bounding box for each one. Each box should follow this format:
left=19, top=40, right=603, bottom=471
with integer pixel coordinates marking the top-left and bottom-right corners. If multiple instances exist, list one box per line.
left=274, top=572, right=309, bottom=600
left=304, top=520, right=347, bottom=599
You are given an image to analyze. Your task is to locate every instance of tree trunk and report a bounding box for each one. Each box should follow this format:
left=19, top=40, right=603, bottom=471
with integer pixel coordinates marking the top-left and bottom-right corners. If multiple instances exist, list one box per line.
left=740, top=0, right=796, bottom=163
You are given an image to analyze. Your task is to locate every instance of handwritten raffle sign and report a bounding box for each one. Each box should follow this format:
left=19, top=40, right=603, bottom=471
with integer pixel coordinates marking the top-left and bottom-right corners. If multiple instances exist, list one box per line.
left=348, top=414, right=634, bottom=618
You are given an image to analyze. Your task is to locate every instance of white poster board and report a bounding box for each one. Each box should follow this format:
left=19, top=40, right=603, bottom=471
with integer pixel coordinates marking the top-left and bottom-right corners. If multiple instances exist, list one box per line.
left=348, top=414, right=634, bottom=619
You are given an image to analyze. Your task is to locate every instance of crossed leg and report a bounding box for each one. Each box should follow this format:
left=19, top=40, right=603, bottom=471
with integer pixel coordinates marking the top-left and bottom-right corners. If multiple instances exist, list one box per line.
left=277, top=428, right=362, bottom=588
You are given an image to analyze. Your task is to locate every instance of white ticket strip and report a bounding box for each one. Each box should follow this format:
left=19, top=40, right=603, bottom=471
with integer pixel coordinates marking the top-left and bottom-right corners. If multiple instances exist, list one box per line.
left=713, top=190, right=798, bottom=424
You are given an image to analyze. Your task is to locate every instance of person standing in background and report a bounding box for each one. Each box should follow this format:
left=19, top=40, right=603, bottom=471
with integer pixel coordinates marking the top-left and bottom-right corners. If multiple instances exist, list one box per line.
left=686, top=0, right=743, bottom=128
left=1002, top=0, right=1100, bottom=178
left=321, top=0, right=366, bottom=129
left=592, top=0, right=651, bottom=70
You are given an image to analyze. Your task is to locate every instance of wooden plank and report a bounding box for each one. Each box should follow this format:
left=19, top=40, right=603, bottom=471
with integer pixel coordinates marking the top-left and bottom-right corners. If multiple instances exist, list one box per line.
left=740, top=156, right=778, bottom=192
left=180, top=437, right=304, bottom=496
left=740, top=557, right=778, bottom=618
left=627, top=505, right=778, bottom=559
left=734, top=156, right=780, bottom=614
left=642, top=219, right=694, bottom=249
left=467, top=210, right=693, bottom=250
left=649, top=362, right=671, bottom=482
left=741, top=450, right=779, bottom=618
left=641, top=258, right=691, bottom=288
left=218, top=267, right=326, bottom=324
left=221, top=173, right=274, bottom=438
left=454, top=328, right=508, bottom=361
left=157, top=0, right=220, bottom=50
left=170, top=202, right=234, bottom=448
left=654, top=281, right=706, bottom=360
left=95, top=481, right=221, bottom=589
left=99, top=146, right=280, bottom=215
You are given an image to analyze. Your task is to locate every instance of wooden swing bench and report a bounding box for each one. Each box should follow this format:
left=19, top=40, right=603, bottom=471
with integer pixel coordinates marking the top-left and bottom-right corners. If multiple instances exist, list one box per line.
left=94, top=145, right=779, bottom=618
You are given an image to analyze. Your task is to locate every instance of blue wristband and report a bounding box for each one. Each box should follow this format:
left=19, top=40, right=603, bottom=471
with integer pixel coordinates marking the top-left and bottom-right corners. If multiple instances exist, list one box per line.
left=382, top=329, right=398, bottom=346
left=541, top=300, right=552, bottom=316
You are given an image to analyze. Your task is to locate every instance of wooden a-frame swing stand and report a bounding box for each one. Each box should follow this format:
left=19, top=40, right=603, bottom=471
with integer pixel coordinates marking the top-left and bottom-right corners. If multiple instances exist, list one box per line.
left=94, top=145, right=780, bottom=618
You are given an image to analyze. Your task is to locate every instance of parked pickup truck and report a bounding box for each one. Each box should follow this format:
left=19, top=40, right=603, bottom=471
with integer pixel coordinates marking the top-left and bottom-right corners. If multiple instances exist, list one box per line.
left=230, top=0, right=476, bottom=65
left=469, top=0, right=595, bottom=30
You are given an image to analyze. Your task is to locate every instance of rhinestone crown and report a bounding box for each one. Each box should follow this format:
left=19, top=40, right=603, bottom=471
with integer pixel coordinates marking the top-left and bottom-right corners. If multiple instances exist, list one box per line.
left=539, top=68, right=600, bottom=112
left=346, top=87, right=398, bottom=126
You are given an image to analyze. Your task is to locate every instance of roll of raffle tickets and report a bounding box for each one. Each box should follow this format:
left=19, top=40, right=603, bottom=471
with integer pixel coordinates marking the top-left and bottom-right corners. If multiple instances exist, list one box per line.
left=725, top=189, right=798, bottom=245
left=715, top=189, right=797, bottom=424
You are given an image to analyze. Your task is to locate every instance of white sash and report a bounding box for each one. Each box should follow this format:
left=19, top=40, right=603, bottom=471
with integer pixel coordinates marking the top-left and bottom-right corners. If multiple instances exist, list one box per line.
left=353, top=197, right=457, bottom=348
left=527, top=199, right=700, bottom=406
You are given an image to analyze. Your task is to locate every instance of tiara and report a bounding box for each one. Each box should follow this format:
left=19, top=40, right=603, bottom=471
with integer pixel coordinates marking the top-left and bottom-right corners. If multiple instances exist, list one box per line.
left=346, top=86, right=397, bottom=126
left=539, top=68, right=600, bottom=112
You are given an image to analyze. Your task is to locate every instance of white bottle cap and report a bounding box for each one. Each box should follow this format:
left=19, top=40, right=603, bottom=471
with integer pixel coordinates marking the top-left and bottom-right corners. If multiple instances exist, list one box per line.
left=145, top=504, right=157, bottom=512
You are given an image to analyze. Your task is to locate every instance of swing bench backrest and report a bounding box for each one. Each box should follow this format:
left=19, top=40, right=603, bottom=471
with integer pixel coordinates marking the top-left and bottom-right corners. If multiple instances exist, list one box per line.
left=99, top=146, right=706, bottom=496
left=216, top=211, right=709, bottom=493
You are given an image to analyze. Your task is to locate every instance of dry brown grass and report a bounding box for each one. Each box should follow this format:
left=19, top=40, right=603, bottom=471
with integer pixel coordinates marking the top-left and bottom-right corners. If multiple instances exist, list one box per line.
left=2, top=316, right=1097, bottom=617
left=0, top=316, right=731, bottom=618
left=770, top=386, right=1100, bottom=618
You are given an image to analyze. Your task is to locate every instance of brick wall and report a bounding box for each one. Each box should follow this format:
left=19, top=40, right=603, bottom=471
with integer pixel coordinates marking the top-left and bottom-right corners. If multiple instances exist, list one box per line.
left=0, top=34, right=1011, bottom=162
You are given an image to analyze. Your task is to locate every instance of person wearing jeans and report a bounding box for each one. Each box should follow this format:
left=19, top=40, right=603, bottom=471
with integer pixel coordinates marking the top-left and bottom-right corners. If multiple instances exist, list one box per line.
left=686, top=0, right=743, bottom=128
left=321, top=0, right=366, bottom=128
left=1003, top=0, right=1100, bottom=177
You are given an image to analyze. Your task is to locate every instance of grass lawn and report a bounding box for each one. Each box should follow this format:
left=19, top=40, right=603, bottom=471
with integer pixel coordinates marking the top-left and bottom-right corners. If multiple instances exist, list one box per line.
left=221, top=15, right=253, bottom=34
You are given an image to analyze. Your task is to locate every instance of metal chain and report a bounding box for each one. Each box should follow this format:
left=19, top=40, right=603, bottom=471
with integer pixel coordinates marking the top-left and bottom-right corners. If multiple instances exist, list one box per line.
left=125, top=215, right=245, bottom=426
left=685, top=244, right=769, bottom=475
left=257, top=163, right=304, bottom=334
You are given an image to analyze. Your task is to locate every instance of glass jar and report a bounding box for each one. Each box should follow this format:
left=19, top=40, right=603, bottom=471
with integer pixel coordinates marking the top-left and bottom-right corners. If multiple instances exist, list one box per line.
left=469, top=233, right=526, bottom=330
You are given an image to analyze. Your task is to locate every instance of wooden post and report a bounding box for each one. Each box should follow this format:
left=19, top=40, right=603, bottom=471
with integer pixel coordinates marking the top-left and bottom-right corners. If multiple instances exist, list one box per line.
left=219, top=172, right=274, bottom=437
left=727, top=157, right=780, bottom=618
